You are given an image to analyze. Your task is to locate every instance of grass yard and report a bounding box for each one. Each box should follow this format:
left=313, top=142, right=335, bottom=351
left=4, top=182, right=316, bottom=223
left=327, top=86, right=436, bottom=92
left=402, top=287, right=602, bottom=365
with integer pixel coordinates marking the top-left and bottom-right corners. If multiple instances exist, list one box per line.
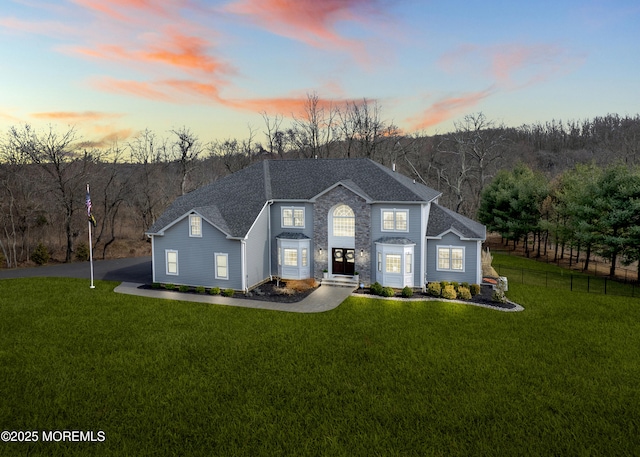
left=1, top=260, right=640, bottom=456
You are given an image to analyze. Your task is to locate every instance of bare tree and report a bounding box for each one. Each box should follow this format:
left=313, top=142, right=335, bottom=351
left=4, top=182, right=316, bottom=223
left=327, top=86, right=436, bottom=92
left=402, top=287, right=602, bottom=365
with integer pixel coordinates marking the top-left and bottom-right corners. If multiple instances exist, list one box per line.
left=128, top=129, right=172, bottom=235
left=169, top=126, right=206, bottom=195
left=6, top=124, right=89, bottom=262
left=436, top=113, right=508, bottom=216
left=262, top=111, right=287, bottom=157
left=291, top=92, right=338, bottom=158
left=92, top=144, right=132, bottom=258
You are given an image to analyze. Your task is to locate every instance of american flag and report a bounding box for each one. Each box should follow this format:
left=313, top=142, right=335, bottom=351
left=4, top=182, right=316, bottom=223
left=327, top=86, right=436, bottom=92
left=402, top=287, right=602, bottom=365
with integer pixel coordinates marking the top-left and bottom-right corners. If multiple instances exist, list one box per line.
left=86, top=184, right=92, bottom=217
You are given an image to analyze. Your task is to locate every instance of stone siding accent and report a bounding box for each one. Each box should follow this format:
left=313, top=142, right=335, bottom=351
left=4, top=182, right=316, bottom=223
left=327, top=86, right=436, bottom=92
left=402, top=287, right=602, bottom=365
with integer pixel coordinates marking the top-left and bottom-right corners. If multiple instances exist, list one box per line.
left=313, top=186, right=372, bottom=285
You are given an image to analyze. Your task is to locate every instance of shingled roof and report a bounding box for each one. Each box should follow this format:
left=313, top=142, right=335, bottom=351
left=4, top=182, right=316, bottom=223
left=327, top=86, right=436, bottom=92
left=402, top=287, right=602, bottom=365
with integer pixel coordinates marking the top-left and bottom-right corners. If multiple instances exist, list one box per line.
left=426, top=203, right=486, bottom=240
left=147, top=158, right=442, bottom=238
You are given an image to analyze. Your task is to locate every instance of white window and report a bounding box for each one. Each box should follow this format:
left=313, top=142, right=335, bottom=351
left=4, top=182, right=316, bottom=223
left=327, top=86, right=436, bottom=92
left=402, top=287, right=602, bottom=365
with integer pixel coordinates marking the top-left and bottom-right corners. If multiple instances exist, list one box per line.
left=406, top=253, right=412, bottom=274
left=189, top=214, right=202, bottom=237
left=386, top=254, right=401, bottom=273
left=333, top=205, right=355, bottom=237
left=283, top=248, right=298, bottom=267
left=276, top=238, right=311, bottom=280
left=166, top=250, right=178, bottom=275
left=282, top=207, right=305, bottom=228
left=215, top=253, right=228, bottom=279
left=377, top=252, right=382, bottom=271
left=381, top=209, right=408, bottom=232
left=437, top=246, right=464, bottom=272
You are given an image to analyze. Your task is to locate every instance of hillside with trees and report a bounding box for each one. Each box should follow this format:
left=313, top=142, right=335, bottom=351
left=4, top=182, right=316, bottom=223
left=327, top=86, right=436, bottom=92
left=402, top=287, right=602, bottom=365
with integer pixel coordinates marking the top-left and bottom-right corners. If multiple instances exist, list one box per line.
left=1, top=95, right=639, bottom=275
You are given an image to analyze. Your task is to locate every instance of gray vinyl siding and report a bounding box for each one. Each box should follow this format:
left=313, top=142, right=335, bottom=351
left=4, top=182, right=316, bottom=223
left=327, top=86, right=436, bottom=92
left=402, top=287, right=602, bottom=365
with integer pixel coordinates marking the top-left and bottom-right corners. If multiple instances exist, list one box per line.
left=370, top=203, right=423, bottom=286
left=426, top=232, right=480, bottom=285
left=270, top=202, right=314, bottom=275
left=245, top=205, right=271, bottom=288
left=152, top=215, right=242, bottom=289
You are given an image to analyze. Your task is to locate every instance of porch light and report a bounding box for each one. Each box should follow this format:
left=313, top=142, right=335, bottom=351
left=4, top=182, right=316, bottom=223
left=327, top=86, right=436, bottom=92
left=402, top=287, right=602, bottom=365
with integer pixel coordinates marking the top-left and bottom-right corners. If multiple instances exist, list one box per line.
left=360, top=249, right=364, bottom=257
left=319, top=247, right=323, bottom=255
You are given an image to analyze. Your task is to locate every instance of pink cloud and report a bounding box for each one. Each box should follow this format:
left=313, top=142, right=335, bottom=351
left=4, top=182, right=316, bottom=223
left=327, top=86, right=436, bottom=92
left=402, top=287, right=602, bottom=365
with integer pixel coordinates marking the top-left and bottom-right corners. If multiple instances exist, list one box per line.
left=92, top=77, right=227, bottom=105
left=31, top=111, right=123, bottom=122
left=93, top=75, right=348, bottom=116
left=407, top=88, right=495, bottom=131
left=0, top=16, right=78, bottom=36
left=71, top=0, right=182, bottom=22
left=438, top=43, right=585, bottom=91
left=93, top=78, right=177, bottom=102
left=71, top=30, right=231, bottom=76
left=225, top=0, right=379, bottom=54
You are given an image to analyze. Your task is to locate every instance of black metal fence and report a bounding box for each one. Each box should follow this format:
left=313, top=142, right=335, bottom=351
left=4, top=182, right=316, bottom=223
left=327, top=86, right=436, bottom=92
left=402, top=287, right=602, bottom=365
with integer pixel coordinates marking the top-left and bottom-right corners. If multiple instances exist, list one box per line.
left=494, top=264, right=639, bottom=299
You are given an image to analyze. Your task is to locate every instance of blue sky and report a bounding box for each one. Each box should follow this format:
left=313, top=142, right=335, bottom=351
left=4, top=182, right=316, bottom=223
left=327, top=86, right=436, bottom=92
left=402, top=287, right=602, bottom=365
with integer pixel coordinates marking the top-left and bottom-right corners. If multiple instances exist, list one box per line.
left=1, top=0, right=638, bottom=147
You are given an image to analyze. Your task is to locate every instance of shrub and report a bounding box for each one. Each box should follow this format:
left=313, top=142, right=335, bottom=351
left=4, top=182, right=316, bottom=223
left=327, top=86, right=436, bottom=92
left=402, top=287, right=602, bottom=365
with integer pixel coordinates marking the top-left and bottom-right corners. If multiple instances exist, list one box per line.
left=195, top=286, right=206, bottom=294
left=222, top=288, right=234, bottom=297
left=370, top=282, right=383, bottom=296
left=461, top=282, right=470, bottom=289
left=457, top=286, right=472, bottom=300
left=179, top=285, right=190, bottom=293
left=151, top=283, right=161, bottom=289
left=439, top=281, right=449, bottom=290
left=470, top=284, right=481, bottom=296
left=164, top=283, right=175, bottom=291
left=427, top=282, right=441, bottom=297
left=441, top=284, right=457, bottom=300
left=31, top=243, right=50, bottom=265
left=401, top=286, right=413, bottom=298
left=451, top=281, right=460, bottom=290
left=209, top=287, right=220, bottom=295
left=75, top=242, right=90, bottom=261
left=381, top=286, right=395, bottom=297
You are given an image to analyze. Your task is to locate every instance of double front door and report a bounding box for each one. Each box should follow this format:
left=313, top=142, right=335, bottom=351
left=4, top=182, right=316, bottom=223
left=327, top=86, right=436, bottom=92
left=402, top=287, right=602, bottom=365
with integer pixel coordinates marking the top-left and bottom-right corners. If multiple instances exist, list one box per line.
left=332, top=248, right=355, bottom=275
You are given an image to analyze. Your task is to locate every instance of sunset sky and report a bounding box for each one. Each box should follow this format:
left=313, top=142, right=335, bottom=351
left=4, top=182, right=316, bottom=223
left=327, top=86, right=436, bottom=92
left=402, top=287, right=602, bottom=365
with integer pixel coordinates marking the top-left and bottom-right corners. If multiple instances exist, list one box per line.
left=1, top=0, right=639, bottom=147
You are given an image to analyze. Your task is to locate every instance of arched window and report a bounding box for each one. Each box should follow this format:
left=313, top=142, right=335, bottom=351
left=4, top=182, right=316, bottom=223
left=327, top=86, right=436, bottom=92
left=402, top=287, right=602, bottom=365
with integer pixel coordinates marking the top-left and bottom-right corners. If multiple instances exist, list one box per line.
left=333, top=204, right=355, bottom=237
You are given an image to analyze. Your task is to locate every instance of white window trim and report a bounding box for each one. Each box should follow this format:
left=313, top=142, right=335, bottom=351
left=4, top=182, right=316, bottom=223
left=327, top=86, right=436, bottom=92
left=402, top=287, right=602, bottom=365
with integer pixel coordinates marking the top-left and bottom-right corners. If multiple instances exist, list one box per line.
left=215, top=252, right=229, bottom=280
left=283, top=248, right=298, bottom=267
left=381, top=208, right=409, bottom=232
left=281, top=206, right=305, bottom=229
left=385, top=253, right=402, bottom=273
left=436, top=246, right=465, bottom=272
left=332, top=204, right=355, bottom=238
left=166, top=249, right=178, bottom=276
left=189, top=214, right=202, bottom=237
left=276, top=238, right=311, bottom=280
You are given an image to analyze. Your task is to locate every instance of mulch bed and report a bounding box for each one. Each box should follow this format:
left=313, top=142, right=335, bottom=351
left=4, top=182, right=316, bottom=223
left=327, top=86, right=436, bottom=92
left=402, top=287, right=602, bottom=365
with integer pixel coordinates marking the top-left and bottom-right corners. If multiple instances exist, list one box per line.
left=139, top=280, right=317, bottom=303
left=352, top=284, right=517, bottom=310
left=140, top=281, right=517, bottom=309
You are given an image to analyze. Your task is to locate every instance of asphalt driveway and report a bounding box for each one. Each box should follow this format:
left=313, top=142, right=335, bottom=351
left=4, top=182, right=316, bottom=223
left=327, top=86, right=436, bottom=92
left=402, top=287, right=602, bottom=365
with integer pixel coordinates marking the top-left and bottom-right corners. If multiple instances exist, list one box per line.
left=0, top=256, right=152, bottom=283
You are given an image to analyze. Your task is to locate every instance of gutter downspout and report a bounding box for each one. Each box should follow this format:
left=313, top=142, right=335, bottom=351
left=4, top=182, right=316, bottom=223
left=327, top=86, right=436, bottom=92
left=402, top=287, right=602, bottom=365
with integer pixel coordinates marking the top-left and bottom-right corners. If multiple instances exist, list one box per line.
left=149, top=234, right=156, bottom=283
left=241, top=239, right=247, bottom=294
left=268, top=201, right=273, bottom=281
left=422, top=203, right=430, bottom=292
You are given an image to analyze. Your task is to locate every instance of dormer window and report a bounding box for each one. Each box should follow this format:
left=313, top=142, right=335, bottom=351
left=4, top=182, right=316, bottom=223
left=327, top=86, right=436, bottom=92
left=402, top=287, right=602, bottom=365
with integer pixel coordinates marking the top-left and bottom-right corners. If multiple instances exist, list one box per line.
left=282, top=207, right=305, bottom=228
left=189, top=214, right=202, bottom=237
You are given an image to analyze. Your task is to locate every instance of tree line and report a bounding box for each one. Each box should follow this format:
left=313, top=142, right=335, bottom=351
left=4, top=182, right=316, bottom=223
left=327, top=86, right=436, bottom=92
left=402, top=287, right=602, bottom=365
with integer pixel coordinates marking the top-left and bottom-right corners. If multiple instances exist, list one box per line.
left=478, top=162, right=640, bottom=280
left=1, top=93, right=639, bottom=268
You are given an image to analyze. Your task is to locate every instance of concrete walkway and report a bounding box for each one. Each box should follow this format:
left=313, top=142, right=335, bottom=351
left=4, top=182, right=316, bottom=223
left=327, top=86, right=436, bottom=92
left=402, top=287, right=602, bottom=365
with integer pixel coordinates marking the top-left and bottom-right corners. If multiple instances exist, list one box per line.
left=114, top=282, right=354, bottom=313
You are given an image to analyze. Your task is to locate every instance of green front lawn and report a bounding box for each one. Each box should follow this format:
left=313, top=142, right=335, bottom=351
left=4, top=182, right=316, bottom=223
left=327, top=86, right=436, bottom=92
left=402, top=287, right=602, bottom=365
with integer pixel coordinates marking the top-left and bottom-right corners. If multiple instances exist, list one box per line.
left=1, top=268, right=639, bottom=456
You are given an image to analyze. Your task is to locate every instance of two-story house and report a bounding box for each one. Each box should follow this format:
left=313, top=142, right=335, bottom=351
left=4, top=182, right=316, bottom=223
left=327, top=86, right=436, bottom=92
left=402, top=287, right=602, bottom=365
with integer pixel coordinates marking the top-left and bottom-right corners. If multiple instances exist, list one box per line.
left=146, top=158, right=486, bottom=292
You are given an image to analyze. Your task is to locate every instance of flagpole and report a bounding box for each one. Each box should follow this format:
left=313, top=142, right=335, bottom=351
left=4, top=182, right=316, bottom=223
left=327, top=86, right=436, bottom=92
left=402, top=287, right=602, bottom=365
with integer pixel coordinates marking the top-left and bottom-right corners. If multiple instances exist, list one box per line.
left=87, top=183, right=95, bottom=289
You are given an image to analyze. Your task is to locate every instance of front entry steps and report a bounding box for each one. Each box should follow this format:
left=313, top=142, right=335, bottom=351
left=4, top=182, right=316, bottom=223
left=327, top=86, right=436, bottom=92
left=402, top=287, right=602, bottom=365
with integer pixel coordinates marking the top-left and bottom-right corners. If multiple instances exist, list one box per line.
left=321, top=275, right=360, bottom=288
